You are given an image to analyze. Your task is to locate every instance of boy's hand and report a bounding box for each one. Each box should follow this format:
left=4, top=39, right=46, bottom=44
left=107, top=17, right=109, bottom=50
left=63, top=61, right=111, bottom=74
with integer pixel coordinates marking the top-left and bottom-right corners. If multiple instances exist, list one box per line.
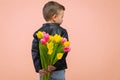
left=48, top=65, right=56, bottom=72
left=39, top=69, right=47, bottom=76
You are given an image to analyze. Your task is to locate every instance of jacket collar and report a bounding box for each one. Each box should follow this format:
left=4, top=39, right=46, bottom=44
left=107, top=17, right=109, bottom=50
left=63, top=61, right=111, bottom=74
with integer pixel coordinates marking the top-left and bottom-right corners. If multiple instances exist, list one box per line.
left=43, top=23, right=60, bottom=26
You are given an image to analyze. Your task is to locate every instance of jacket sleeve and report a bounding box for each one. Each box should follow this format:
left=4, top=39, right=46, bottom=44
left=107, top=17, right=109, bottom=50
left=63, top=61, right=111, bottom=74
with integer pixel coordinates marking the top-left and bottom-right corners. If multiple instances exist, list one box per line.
left=53, top=29, right=69, bottom=70
left=31, top=33, right=42, bottom=73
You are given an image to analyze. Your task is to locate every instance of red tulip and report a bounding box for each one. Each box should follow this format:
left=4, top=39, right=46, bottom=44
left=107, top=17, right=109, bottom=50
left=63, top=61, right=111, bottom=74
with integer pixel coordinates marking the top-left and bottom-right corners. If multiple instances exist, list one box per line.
left=44, top=33, right=49, bottom=42
left=64, top=46, right=71, bottom=52
left=40, top=38, right=47, bottom=44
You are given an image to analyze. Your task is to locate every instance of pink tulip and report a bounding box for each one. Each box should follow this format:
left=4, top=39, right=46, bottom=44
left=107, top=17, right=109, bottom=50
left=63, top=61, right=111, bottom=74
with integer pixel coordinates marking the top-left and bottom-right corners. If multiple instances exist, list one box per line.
left=44, top=33, right=49, bottom=41
left=64, top=46, right=71, bottom=52
left=62, top=38, right=67, bottom=44
left=40, top=38, right=47, bottom=44
left=43, top=31, right=46, bottom=34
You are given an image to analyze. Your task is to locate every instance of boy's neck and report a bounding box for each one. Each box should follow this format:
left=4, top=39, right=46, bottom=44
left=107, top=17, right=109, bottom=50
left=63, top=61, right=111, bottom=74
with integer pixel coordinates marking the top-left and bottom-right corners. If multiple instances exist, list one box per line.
left=46, top=21, right=61, bottom=25
left=47, top=21, right=55, bottom=23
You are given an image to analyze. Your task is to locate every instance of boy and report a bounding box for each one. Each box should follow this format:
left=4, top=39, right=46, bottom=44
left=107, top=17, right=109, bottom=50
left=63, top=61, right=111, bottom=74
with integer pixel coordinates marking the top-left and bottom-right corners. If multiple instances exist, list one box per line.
left=31, top=1, right=69, bottom=80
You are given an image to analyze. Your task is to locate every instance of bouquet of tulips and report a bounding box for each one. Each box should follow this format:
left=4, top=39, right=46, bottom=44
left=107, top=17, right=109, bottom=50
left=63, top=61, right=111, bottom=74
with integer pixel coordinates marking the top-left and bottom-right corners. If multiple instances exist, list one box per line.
left=36, top=31, right=70, bottom=80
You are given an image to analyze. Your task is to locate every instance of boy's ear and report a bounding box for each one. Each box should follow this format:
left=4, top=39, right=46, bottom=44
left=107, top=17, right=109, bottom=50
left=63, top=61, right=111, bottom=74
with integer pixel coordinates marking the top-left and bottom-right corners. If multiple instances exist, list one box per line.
left=52, top=14, right=57, bottom=20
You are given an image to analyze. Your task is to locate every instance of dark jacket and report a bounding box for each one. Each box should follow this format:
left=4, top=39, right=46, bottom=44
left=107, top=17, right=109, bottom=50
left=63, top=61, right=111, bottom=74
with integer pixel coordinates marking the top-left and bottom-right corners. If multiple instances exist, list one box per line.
left=31, top=23, right=69, bottom=73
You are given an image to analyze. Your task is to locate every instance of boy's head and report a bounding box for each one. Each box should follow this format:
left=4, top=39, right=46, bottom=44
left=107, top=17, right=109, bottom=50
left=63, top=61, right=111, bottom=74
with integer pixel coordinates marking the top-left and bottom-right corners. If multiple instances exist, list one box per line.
left=43, top=1, right=65, bottom=24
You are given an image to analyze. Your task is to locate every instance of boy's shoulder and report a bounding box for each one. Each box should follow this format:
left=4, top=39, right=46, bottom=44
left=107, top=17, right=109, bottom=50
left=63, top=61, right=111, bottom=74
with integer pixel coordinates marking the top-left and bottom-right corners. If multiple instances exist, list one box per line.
left=33, top=23, right=67, bottom=38
left=33, top=25, right=43, bottom=38
left=41, top=23, right=67, bottom=32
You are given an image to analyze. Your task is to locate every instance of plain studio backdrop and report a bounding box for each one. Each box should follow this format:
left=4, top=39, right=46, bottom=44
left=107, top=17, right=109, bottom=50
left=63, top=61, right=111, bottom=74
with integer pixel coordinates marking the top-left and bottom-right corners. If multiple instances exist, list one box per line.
left=0, top=0, right=120, bottom=80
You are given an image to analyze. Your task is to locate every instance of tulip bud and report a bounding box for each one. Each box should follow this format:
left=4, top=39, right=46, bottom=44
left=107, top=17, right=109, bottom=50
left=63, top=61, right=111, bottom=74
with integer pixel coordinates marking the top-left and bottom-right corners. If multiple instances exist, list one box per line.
left=64, top=46, right=71, bottom=52
left=40, top=38, right=47, bottom=44
left=62, top=38, right=67, bottom=44
left=44, top=33, right=49, bottom=42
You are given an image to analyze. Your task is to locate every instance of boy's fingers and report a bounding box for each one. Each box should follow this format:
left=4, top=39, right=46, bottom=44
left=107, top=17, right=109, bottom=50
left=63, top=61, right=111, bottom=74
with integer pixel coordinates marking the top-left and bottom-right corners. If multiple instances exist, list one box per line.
left=48, top=65, right=56, bottom=72
left=39, top=69, right=48, bottom=75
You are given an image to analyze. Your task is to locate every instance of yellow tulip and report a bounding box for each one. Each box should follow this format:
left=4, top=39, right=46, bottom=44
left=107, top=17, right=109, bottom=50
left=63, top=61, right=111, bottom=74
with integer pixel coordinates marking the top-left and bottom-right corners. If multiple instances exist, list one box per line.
left=49, top=35, right=54, bottom=41
left=57, top=53, right=63, bottom=59
left=36, top=31, right=43, bottom=38
left=47, top=42, right=54, bottom=55
left=53, top=34, right=62, bottom=43
left=48, top=49, right=53, bottom=55
left=63, top=41, right=70, bottom=47
left=47, top=42, right=53, bottom=49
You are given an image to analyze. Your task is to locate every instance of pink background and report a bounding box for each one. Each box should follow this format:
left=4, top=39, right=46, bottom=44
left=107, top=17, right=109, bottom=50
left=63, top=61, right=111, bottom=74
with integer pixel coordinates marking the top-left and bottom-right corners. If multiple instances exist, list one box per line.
left=0, top=0, right=120, bottom=80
